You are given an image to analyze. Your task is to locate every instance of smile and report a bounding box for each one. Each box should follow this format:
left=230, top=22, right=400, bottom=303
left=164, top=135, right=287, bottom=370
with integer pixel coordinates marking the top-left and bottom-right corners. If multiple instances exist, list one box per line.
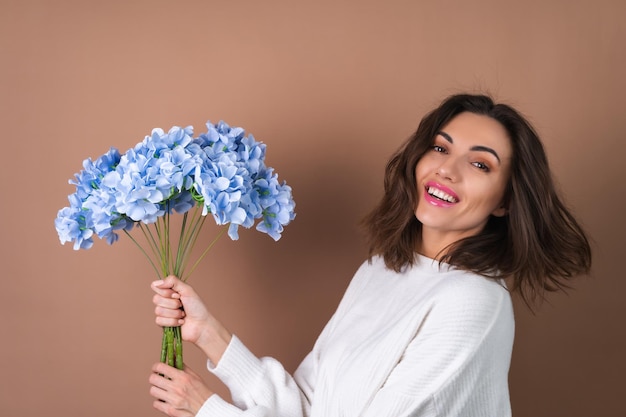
left=427, top=186, right=458, bottom=203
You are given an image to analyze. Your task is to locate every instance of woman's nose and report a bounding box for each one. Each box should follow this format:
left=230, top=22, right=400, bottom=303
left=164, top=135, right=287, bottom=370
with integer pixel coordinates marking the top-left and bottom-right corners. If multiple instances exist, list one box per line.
left=436, top=157, right=459, bottom=182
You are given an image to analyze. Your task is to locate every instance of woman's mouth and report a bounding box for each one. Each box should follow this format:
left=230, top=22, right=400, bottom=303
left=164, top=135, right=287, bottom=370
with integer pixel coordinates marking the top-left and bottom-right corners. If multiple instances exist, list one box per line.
left=423, top=182, right=459, bottom=207
left=427, top=186, right=458, bottom=203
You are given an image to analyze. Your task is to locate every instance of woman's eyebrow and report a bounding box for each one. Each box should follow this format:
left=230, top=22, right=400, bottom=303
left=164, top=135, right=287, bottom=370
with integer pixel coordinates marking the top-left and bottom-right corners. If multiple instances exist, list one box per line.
left=437, top=131, right=454, bottom=144
left=471, top=145, right=501, bottom=164
left=470, top=145, right=501, bottom=164
left=437, top=131, right=501, bottom=164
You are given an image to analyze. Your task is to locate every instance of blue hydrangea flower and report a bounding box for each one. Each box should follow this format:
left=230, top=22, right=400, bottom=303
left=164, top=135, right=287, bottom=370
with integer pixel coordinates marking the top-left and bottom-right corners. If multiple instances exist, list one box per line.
left=55, top=204, right=94, bottom=250
left=55, top=147, right=124, bottom=248
left=56, top=120, right=295, bottom=250
left=254, top=168, right=296, bottom=241
left=55, top=120, right=296, bottom=374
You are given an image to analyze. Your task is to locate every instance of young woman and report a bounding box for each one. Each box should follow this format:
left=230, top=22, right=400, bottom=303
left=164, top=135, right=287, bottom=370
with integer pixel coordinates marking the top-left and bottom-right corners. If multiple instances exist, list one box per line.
left=148, top=94, right=592, bottom=417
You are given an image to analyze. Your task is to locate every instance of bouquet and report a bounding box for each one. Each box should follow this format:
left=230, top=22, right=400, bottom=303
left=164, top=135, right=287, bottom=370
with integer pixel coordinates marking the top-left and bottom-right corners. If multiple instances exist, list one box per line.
left=55, top=121, right=295, bottom=369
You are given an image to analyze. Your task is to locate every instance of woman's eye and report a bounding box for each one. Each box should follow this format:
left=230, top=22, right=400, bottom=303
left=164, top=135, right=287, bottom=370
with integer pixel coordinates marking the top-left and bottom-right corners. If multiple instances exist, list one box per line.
left=472, top=162, right=490, bottom=172
left=432, top=145, right=446, bottom=153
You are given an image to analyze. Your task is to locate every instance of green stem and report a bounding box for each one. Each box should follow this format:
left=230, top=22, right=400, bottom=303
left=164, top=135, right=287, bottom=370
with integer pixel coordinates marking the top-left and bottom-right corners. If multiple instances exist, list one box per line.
left=125, top=205, right=226, bottom=370
left=174, top=211, right=190, bottom=277
left=166, top=327, right=174, bottom=367
left=138, top=223, right=165, bottom=275
left=175, top=326, right=183, bottom=370
left=175, top=207, right=199, bottom=277
left=139, top=222, right=161, bottom=260
left=124, top=228, right=161, bottom=279
left=155, top=216, right=168, bottom=276
left=160, top=326, right=184, bottom=369
left=178, top=212, right=208, bottom=280
left=160, top=329, right=167, bottom=363
left=183, top=226, right=226, bottom=280
left=165, top=209, right=172, bottom=276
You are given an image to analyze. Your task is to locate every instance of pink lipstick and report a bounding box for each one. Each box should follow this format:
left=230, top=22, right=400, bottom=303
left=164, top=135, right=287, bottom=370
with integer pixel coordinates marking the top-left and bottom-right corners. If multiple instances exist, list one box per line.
left=423, top=181, right=459, bottom=208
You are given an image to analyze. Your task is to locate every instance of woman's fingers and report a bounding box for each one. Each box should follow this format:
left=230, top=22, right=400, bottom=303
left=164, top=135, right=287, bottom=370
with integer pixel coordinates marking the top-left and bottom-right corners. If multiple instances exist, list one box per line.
left=153, top=294, right=185, bottom=327
left=152, top=293, right=183, bottom=310
left=149, top=362, right=213, bottom=416
left=151, top=279, right=181, bottom=298
left=154, top=304, right=185, bottom=318
left=149, top=378, right=170, bottom=401
left=149, top=366, right=182, bottom=404
left=152, top=361, right=176, bottom=377
left=153, top=293, right=185, bottom=327
left=152, top=276, right=188, bottom=293
left=155, top=315, right=184, bottom=328
left=152, top=399, right=194, bottom=417
left=150, top=386, right=194, bottom=417
left=149, top=364, right=194, bottom=416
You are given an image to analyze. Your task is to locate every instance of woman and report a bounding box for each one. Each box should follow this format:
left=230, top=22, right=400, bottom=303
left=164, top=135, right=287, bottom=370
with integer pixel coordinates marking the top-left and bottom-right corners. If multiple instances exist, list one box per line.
left=148, top=94, right=592, bottom=417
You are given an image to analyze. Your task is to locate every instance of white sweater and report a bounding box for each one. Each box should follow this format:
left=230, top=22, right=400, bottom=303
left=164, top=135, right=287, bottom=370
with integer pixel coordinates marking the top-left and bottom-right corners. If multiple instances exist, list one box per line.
left=197, top=255, right=514, bottom=417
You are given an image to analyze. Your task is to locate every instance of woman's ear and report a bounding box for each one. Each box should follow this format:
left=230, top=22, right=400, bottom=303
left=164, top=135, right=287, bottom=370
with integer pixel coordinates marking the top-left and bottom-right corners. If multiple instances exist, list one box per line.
left=492, top=193, right=511, bottom=217
left=491, top=206, right=508, bottom=217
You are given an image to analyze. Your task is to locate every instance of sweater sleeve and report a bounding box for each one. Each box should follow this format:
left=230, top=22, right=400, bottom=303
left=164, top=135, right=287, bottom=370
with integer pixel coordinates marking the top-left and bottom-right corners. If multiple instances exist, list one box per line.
left=194, top=334, right=311, bottom=417
left=196, top=261, right=370, bottom=417
left=360, top=278, right=514, bottom=417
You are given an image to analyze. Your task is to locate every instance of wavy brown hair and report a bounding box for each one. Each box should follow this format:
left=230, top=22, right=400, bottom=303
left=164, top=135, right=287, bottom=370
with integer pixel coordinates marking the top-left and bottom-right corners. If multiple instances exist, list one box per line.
left=361, top=94, right=592, bottom=305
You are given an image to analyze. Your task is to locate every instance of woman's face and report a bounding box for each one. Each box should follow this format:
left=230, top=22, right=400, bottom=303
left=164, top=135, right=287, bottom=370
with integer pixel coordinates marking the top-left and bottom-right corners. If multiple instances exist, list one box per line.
left=414, top=112, right=513, bottom=251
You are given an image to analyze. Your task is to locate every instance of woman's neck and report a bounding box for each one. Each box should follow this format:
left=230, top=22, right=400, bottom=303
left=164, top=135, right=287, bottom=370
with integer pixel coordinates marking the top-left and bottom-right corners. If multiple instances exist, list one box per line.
left=417, top=229, right=468, bottom=260
left=416, top=241, right=446, bottom=261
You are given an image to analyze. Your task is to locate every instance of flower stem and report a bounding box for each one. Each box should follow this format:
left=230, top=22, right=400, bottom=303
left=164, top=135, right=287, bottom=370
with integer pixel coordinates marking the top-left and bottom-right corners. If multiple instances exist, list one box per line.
left=175, top=326, right=183, bottom=369
left=166, top=326, right=174, bottom=367
left=184, top=226, right=226, bottom=280
left=126, top=206, right=223, bottom=370
left=174, top=211, right=190, bottom=276
left=124, top=228, right=161, bottom=279
left=160, top=326, right=183, bottom=370
left=160, top=329, right=167, bottom=363
left=173, top=207, right=200, bottom=278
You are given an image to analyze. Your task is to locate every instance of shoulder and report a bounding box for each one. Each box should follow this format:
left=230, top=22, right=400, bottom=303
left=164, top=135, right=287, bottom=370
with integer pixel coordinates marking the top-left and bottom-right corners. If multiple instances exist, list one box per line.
left=345, top=256, right=389, bottom=290
left=433, top=270, right=512, bottom=315
left=421, top=270, right=514, bottom=345
left=435, top=270, right=510, bottom=304
left=348, top=256, right=513, bottom=320
left=404, top=271, right=515, bottom=365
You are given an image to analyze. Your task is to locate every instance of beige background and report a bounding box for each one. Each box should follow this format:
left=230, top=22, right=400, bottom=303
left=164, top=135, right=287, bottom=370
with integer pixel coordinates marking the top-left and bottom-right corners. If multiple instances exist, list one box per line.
left=1, top=0, right=625, bottom=416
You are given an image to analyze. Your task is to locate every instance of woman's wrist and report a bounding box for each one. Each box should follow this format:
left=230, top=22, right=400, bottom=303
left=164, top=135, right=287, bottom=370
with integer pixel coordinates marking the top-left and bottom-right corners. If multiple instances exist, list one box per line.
left=197, top=325, right=232, bottom=365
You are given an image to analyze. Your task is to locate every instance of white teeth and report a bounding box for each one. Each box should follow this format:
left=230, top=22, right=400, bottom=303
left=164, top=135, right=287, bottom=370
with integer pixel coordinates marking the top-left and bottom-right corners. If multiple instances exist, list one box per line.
left=427, top=186, right=458, bottom=203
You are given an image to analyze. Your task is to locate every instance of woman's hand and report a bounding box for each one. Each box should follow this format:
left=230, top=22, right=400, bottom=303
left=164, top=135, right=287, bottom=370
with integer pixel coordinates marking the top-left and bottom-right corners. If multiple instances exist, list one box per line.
left=149, top=362, right=213, bottom=417
left=152, top=276, right=232, bottom=364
